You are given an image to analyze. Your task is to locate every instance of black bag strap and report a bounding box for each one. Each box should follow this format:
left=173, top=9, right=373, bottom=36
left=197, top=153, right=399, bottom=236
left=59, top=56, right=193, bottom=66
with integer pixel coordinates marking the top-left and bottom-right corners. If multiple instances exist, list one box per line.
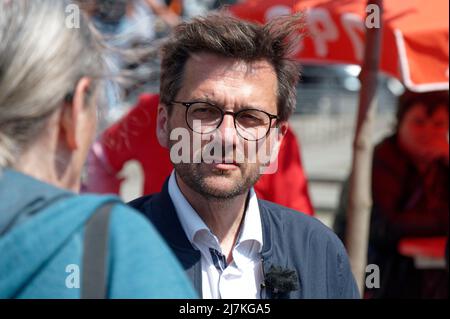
left=81, top=201, right=115, bottom=299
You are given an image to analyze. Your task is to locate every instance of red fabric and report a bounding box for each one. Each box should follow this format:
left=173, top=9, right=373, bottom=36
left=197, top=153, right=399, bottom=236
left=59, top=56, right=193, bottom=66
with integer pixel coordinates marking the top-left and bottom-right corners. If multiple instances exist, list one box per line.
left=100, top=94, right=173, bottom=195
left=230, top=0, right=449, bottom=92
left=93, top=93, right=314, bottom=215
left=254, top=128, right=314, bottom=214
left=398, top=237, right=447, bottom=259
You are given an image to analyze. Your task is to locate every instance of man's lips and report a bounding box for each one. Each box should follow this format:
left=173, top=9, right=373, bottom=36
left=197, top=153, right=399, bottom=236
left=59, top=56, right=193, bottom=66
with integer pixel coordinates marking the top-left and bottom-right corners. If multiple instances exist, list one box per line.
left=205, top=157, right=240, bottom=165
left=202, top=158, right=241, bottom=170
left=210, top=163, right=240, bottom=171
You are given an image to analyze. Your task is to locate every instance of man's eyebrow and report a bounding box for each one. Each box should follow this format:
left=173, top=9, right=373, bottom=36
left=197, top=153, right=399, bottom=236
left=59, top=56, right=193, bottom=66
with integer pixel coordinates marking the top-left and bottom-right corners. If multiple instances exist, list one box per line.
left=189, top=96, right=217, bottom=104
left=188, top=95, right=267, bottom=111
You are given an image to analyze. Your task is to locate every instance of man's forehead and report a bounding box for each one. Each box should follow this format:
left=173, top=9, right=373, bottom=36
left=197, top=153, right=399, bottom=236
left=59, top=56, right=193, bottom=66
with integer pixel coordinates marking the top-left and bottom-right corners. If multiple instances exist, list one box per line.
left=187, top=52, right=276, bottom=76
left=176, top=52, right=279, bottom=111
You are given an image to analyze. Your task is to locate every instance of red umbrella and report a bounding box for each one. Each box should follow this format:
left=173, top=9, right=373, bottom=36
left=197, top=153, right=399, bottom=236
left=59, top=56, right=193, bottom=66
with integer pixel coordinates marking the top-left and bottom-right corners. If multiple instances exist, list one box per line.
left=230, top=0, right=449, bottom=92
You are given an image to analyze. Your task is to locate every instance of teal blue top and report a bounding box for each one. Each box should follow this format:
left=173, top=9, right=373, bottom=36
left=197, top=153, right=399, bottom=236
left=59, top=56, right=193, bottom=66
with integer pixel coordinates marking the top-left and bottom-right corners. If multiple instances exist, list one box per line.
left=0, top=169, right=197, bottom=299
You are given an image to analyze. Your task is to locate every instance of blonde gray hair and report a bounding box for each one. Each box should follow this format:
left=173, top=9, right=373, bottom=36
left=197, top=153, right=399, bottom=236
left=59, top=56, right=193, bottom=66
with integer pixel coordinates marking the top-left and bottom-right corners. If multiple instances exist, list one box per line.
left=0, top=0, right=106, bottom=168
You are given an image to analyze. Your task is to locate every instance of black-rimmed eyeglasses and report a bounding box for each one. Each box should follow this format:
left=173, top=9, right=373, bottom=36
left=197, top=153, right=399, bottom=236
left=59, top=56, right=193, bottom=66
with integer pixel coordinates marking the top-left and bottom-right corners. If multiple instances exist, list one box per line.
left=171, top=101, right=279, bottom=141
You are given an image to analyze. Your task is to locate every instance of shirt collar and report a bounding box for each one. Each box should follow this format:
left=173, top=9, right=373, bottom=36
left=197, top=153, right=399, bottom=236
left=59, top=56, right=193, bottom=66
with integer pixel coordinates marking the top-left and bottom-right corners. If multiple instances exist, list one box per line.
left=168, top=171, right=210, bottom=245
left=236, top=187, right=263, bottom=252
left=167, top=170, right=263, bottom=252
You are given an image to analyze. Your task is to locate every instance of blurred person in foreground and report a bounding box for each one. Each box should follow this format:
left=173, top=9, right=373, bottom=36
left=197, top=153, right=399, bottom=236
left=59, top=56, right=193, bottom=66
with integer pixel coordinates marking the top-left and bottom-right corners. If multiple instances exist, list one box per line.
left=0, top=0, right=195, bottom=299
left=367, top=90, right=449, bottom=298
left=129, top=13, right=359, bottom=299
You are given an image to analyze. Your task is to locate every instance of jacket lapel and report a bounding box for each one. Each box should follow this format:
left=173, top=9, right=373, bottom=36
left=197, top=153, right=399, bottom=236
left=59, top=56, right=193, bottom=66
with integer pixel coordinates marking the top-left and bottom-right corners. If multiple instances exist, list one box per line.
left=258, top=200, right=302, bottom=299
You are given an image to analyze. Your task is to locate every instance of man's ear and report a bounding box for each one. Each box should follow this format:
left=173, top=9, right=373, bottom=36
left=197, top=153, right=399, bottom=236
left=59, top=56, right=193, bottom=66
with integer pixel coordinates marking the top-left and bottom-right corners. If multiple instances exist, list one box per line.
left=156, top=103, right=170, bottom=148
left=273, top=121, right=288, bottom=150
left=269, top=121, right=288, bottom=160
left=61, top=77, right=91, bottom=150
left=277, top=121, right=288, bottom=140
left=259, top=121, right=288, bottom=175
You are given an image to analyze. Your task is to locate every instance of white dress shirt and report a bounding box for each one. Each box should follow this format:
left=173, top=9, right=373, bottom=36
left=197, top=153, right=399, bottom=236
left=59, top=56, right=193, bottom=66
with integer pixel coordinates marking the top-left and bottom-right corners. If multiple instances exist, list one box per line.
left=168, top=171, right=264, bottom=299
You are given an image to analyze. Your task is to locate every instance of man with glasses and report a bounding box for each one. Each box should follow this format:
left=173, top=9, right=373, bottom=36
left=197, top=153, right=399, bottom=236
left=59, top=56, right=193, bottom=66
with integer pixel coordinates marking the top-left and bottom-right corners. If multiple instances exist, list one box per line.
left=129, top=13, right=359, bottom=299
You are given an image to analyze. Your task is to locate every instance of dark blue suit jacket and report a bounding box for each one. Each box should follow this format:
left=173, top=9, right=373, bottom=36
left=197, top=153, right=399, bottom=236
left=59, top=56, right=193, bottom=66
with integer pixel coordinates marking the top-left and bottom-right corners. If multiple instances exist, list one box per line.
left=129, top=180, right=360, bottom=299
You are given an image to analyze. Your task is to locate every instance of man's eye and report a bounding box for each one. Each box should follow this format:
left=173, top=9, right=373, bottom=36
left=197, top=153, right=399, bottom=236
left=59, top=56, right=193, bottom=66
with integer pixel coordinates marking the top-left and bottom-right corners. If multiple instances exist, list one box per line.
left=190, top=106, right=220, bottom=119
left=241, top=114, right=259, bottom=120
left=239, top=114, right=266, bottom=126
left=194, top=107, right=210, bottom=113
left=244, top=112, right=266, bottom=121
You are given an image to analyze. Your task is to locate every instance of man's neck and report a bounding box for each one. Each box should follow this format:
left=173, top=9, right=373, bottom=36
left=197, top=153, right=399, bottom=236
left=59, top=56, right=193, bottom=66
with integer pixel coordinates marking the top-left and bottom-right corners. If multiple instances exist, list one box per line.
left=175, top=173, right=248, bottom=262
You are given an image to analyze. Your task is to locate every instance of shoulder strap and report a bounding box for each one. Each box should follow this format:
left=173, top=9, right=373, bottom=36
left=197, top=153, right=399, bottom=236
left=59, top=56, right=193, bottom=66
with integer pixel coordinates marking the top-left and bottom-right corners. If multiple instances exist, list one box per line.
left=81, top=201, right=115, bottom=299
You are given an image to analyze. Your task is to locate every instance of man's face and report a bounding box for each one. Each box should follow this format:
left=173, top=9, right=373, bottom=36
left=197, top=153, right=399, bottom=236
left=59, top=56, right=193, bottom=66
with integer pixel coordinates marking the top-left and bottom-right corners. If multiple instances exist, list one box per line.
left=162, top=52, right=286, bottom=199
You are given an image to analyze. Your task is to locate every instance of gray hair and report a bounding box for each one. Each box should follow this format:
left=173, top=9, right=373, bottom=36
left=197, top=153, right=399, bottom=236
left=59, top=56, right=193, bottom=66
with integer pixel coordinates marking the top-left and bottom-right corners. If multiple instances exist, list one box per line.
left=0, top=0, right=106, bottom=168
left=159, top=12, right=304, bottom=122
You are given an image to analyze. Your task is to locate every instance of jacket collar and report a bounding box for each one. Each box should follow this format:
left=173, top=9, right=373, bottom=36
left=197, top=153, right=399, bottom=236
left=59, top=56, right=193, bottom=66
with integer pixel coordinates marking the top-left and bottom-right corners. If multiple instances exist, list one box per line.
left=154, top=178, right=271, bottom=252
left=147, top=178, right=292, bottom=299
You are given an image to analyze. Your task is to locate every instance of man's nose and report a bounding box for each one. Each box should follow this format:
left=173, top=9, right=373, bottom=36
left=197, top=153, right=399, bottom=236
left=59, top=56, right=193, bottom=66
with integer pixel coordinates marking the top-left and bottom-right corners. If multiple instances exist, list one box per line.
left=217, top=113, right=238, bottom=145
